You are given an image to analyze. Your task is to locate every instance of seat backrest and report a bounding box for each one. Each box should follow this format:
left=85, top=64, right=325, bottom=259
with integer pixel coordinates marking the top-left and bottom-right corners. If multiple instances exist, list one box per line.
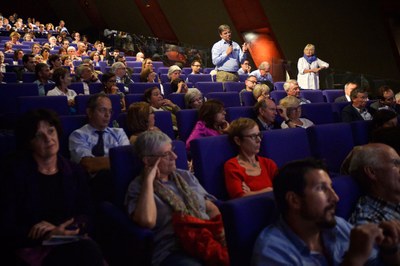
left=307, top=123, right=354, bottom=174
left=203, top=67, right=215, bottom=74
left=125, top=94, right=146, bottom=107
left=167, top=93, right=186, bottom=109
left=160, top=74, right=186, bottom=83
left=260, top=128, right=312, bottom=167
left=239, top=74, right=248, bottom=82
left=350, top=120, right=373, bottom=146
left=154, top=111, right=175, bottom=140
left=241, top=91, right=256, bottom=106
left=300, top=103, right=334, bottom=125
left=176, top=109, right=198, bottom=142
left=206, top=92, right=241, bottom=108
left=331, top=102, right=351, bottom=122
left=224, top=82, right=244, bottom=93
left=332, top=175, right=362, bottom=220
left=18, top=96, right=70, bottom=115
left=225, top=106, right=257, bottom=122
left=187, top=74, right=212, bottom=83
left=196, top=82, right=224, bottom=95
left=273, top=81, right=285, bottom=91
left=270, top=90, right=287, bottom=104
left=3, top=72, right=17, bottom=83
left=299, top=90, right=324, bottom=103
left=128, top=82, right=160, bottom=94
left=0, top=83, right=39, bottom=114
left=322, top=89, right=344, bottom=103
left=109, top=140, right=187, bottom=208
left=190, top=135, right=237, bottom=200
left=131, top=73, right=141, bottom=82
left=220, top=192, right=278, bottom=266
left=74, top=94, right=121, bottom=122
left=68, top=82, right=85, bottom=95
left=181, top=67, right=192, bottom=75
left=59, top=115, right=87, bottom=158
left=88, top=83, right=103, bottom=94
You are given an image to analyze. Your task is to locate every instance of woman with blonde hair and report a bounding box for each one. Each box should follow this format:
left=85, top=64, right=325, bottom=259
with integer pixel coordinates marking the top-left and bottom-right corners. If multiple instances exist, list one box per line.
left=297, top=43, right=329, bottom=90
left=278, top=96, right=314, bottom=129
left=126, top=102, right=159, bottom=144
left=253, top=83, right=270, bottom=102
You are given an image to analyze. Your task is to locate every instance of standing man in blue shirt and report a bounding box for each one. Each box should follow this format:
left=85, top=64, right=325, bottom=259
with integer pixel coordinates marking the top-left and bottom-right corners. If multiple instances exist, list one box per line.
left=212, top=24, right=248, bottom=82
left=252, top=158, right=400, bottom=265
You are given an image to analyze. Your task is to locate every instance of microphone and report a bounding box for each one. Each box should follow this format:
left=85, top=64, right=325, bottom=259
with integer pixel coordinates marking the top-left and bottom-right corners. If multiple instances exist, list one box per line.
left=228, top=41, right=233, bottom=46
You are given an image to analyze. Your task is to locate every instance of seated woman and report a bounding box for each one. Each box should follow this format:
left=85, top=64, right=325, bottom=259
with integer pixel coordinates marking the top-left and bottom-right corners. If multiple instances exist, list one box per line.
left=168, top=65, right=182, bottom=82
left=186, top=99, right=229, bottom=151
left=278, top=96, right=314, bottom=129
left=125, top=131, right=227, bottom=266
left=184, top=88, right=204, bottom=109
left=253, top=83, right=270, bottom=102
left=1, top=109, right=104, bottom=266
left=101, top=72, right=126, bottom=112
left=171, top=78, right=188, bottom=93
left=144, top=86, right=180, bottom=131
left=224, top=118, right=277, bottom=199
left=47, top=67, right=77, bottom=108
left=126, top=102, right=159, bottom=144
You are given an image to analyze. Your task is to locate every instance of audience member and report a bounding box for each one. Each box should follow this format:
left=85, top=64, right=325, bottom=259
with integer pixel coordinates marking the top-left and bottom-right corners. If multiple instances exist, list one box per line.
left=33, top=63, right=54, bottom=96
left=9, top=31, right=21, bottom=45
left=0, top=51, right=6, bottom=73
left=184, top=88, right=203, bottom=109
left=126, top=102, right=159, bottom=144
left=334, top=82, right=358, bottom=102
left=32, top=43, right=41, bottom=55
left=13, top=49, right=24, bottom=65
left=341, top=88, right=372, bottom=122
left=224, top=118, right=277, bottom=199
left=135, top=52, right=144, bottom=62
left=190, top=60, right=202, bottom=74
left=171, top=78, right=188, bottom=93
left=283, top=79, right=311, bottom=105
left=167, top=65, right=182, bottom=82
left=186, top=99, right=229, bottom=151
left=48, top=54, right=62, bottom=73
left=139, top=67, right=157, bottom=83
left=279, top=96, right=314, bottom=129
left=141, top=58, right=154, bottom=73
left=297, top=43, right=329, bottom=90
left=254, top=98, right=280, bottom=130
left=252, top=158, right=400, bottom=265
left=47, top=67, right=76, bottom=107
left=253, top=83, right=271, bottom=102
left=369, top=85, right=400, bottom=114
left=371, top=109, right=398, bottom=130
left=250, top=61, right=273, bottom=85
left=239, top=75, right=257, bottom=104
left=125, top=130, right=227, bottom=265
left=395, top=92, right=400, bottom=105
left=370, top=126, right=400, bottom=155
left=237, top=59, right=251, bottom=75
left=111, top=61, right=133, bottom=93
left=14, top=54, right=35, bottom=81
left=101, top=72, right=126, bottom=111
left=76, top=42, right=88, bottom=57
left=1, top=109, right=105, bottom=266
left=40, top=47, right=50, bottom=64
left=75, top=63, right=100, bottom=95
left=3, top=42, right=14, bottom=54
left=212, top=24, right=248, bottom=82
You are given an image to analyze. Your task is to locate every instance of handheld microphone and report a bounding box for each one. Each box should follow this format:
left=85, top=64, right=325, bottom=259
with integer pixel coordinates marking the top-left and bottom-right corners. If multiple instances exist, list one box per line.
left=228, top=41, right=233, bottom=46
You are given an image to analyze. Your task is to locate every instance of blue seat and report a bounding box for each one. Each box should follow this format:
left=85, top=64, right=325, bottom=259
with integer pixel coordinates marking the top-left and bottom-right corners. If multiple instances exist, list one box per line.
left=126, top=61, right=142, bottom=68
left=181, top=67, right=192, bottom=75
left=68, top=82, right=85, bottom=95
left=203, top=67, right=215, bottom=74
left=270, top=90, right=287, bottom=104
left=190, top=135, right=237, bottom=200
left=18, top=96, right=70, bottom=115
left=74, top=94, right=121, bottom=123
left=273, top=81, right=285, bottom=91
left=128, top=82, right=160, bottom=94
left=196, top=82, right=224, bottom=95
left=225, top=106, right=256, bottom=122
left=88, top=83, right=103, bottom=94
left=152, top=61, right=165, bottom=73
left=131, top=73, right=141, bottom=82
left=44, top=83, right=56, bottom=94
left=260, top=128, right=312, bottom=167
left=350, top=120, right=373, bottom=146
left=187, top=74, right=212, bottom=83
left=59, top=115, right=87, bottom=158
left=332, top=175, right=362, bottom=220
left=241, top=91, right=256, bottom=106
left=176, top=109, right=198, bottom=143
left=0, top=130, right=16, bottom=159
left=3, top=72, right=17, bottom=83
left=322, top=89, right=344, bottom=103
left=160, top=73, right=186, bottom=83
left=331, top=102, right=350, bottom=122
left=224, top=82, right=245, bottom=93
left=220, top=192, right=278, bottom=266
left=307, top=123, right=354, bottom=174
left=167, top=93, right=186, bottom=109
left=239, top=74, right=248, bottom=82
left=154, top=111, right=175, bottom=140
left=300, top=103, right=335, bottom=124
left=125, top=94, right=145, bottom=107
left=299, top=90, right=324, bottom=103
left=0, top=83, right=39, bottom=114
left=206, top=92, right=241, bottom=108
left=22, top=72, right=36, bottom=83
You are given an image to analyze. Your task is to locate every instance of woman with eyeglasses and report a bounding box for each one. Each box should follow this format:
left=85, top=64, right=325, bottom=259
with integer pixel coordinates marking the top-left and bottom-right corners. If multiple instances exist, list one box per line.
left=126, top=102, right=159, bottom=144
left=253, top=83, right=271, bottom=102
left=224, top=118, right=277, bottom=199
left=278, top=96, right=314, bottom=129
left=101, top=72, right=126, bottom=112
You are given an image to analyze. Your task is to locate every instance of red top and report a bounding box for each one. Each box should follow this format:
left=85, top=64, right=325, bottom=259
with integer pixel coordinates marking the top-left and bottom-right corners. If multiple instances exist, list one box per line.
left=224, top=156, right=278, bottom=199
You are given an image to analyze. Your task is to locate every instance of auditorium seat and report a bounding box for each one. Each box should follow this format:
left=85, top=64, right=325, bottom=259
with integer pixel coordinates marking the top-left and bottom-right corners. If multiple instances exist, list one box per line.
left=206, top=92, right=241, bottom=108
left=322, top=89, right=344, bottom=103
left=301, top=103, right=335, bottom=124
left=225, top=106, right=256, bottom=122
left=241, top=91, right=256, bottom=106
left=331, top=102, right=350, bottom=122
left=126, top=61, right=142, bottom=68
left=224, top=82, right=244, bottom=93
left=350, top=120, right=373, bottom=145
left=239, top=74, right=248, bottom=82
left=88, top=83, right=103, bottom=94
left=196, top=82, right=224, bottom=95
left=299, top=90, right=324, bottom=103
left=332, top=175, right=363, bottom=220
left=18, top=96, right=70, bottom=115
left=307, top=123, right=354, bottom=174
left=273, top=81, right=285, bottom=91
left=160, top=73, right=186, bottom=83
left=190, top=135, right=237, bottom=200
left=125, top=94, right=145, bottom=107
left=3, top=72, right=17, bottom=83
left=22, top=72, right=36, bottom=83
left=270, top=90, right=287, bottom=104
left=74, top=94, right=121, bottom=123
left=0, top=83, right=39, bottom=114
left=181, top=67, right=192, bottom=75
left=260, top=128, right=312, bottom=167
left=176, top=109, right=198, bottom=142
left=59, top=115, right=87, bottom=158
left=154, top=111, right=175, bottom=140
left=131, top=73, right=141, bottom=82
left=128, top=82, right=160, bottom=94
left=219, top=192, right=278, bottom=266
left=203, top=67, right=215, bottom=74
left=167, top=93, right=186, bottom=109
left=187, top=74, right=212, bottom=83
left=68, top=82, right=85, bottom=95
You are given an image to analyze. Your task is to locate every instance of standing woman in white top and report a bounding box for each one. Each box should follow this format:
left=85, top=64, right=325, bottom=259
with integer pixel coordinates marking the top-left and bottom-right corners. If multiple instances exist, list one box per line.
left=297, top=44, right=329, bottom=90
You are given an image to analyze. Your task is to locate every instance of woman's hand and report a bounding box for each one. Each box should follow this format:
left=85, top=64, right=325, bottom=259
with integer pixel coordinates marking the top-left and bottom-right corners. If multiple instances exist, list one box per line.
left=242, top=182, right=250, bottom=193
left=48, top=218, right=80, bottom=239
left=143, top=157, right=161, bottom=184
left=277, top=105, right=289, bottom=120
left=220, top=120, right=230, bottom=133
left=161, top=99, right=175, bottom=108
left=28, top=218, right=79, bottom=240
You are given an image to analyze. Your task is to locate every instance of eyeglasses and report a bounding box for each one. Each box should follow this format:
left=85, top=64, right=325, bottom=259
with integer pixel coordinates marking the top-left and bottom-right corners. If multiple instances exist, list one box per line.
left=247, top=80, right=257, bottom=84
left=242, top=132, right=263, bottom=141
left=148, top=147, right=176, bottom=159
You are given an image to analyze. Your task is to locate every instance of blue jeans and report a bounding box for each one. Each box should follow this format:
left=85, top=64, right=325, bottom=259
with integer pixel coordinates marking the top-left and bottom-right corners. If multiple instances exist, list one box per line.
left=161, top=251, right=203, bottom=266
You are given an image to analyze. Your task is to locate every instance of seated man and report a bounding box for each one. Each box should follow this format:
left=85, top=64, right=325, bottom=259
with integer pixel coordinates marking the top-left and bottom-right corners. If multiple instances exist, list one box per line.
left=14, top=54, right=35, bottom=81
left=33, top=63, right=54, bottom=96
left=369, top=85, right=400, bottom=114
left=343, top=143, right=400, bottom=224
left=252, top=158, right=400, bottom=265
left=250, top=61, right=273, bottom=85
left=283, top=79, right=310, bottom=105
left=253, top=99, right=280, bottom=130
left=69, top=94, right=129, bottom=200
left=239, top=75, right=257, bottom=104
left=190, top=59, right=202, bottom=74
left=335, top=82, right=358, bottom=103
left=237, top=59, right=251, bottom=75
left=341, top=87, right=372, bottom=122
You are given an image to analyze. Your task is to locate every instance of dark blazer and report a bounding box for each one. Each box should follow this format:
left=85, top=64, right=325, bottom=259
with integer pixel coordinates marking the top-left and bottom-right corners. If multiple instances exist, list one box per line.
left=334, top=95, right=349, bottom=103
left=255, top=117, right=280, bottom=130
left=341, top=104, right=365, bottom=122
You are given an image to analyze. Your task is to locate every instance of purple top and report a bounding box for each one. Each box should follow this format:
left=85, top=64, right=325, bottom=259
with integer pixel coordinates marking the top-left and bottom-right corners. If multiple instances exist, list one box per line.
left=186, top=120, right=220, bottom=151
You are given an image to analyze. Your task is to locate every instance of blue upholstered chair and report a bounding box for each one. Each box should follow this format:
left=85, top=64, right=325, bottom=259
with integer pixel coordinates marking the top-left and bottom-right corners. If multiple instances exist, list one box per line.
left=131, top=73, right=141, bottom=82
left=167, top=93, right=186, bottom=109
left=260, top=128, right=312, bottom=167
left=225, top=106, right=256, bottom=122
left=224, top=82, right=245, bottom=93
left=176, top=109, right=198, bottom=142
left=18, top=96, right=70, bottom=116
left=273, top=81, right=285, bottom=91
left=307, top=123, right=354, bottom=174
left=219, top=192, right=278, bottom=266
left=190, top=135, right=237, bottom=200
left=68, top=82, right=85, bottom=95
left=299, top=90, right=324, bottom=103
left=59, top=115, right=87, bottom=158
left=322, top=89, right=344, bottom=103
left=187, top=74, right=212, bottom=83
left=270, top=90, right=287, bottom=104
left=206, top=92, right=241, bottom=108
left=125, top=93, right=146, bottom=107
left=241, top=91, right=256, bottom=106
left=331, top=102, right=350, bottom=122
left=128, top=82, right=161, bottom=94
left=300, top=103, right=335, bottom=124
left=3, top=72, right=17, bottom=83
left=350, top=120, right=373, bottom=146
left=0, top=83, right=39, bottom=114
left=88, top=83, right=103, bottom=94
left=332, top=175, right=363, bottom=220
left=196, top=82, right=224, bottom=95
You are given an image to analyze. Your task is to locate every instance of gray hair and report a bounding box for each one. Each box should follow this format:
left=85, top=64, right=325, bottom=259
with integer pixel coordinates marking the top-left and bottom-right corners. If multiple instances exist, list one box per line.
left=283, top=79, right=298, bottom=92
left=134, top=131, right=172, bottom=159
left=258, top=61, right=270, bottom=70
left=184, top=88, right=203, bottom=108
left=111, top=62, right=125, bottom=73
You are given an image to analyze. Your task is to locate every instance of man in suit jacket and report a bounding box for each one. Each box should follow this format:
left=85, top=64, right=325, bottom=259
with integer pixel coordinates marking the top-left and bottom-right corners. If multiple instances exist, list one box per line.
left=334, top=82, right=358, bottom=103
left=341, top=88, right=372, bottom=122
left=254, top=99, right=280, bottom=130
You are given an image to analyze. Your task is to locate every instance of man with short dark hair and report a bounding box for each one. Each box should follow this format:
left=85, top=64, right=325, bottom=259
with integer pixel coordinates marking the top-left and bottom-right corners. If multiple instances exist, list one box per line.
left=239, top=75, right=257, bottom=105
left=33, top=63, right=54, bottom=96
left=14, top=54, right=35, bottom=81
left=369, top=85, right=400, bottom=114
left=335, top=82, right=358, bottom=103
left=254, top=99, right=279, bottom=130
left=341, top=88, right=372, bottom=122
left=190, top=60, right=202, bottom=75
left=252, top=158, right=400, bottom=265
